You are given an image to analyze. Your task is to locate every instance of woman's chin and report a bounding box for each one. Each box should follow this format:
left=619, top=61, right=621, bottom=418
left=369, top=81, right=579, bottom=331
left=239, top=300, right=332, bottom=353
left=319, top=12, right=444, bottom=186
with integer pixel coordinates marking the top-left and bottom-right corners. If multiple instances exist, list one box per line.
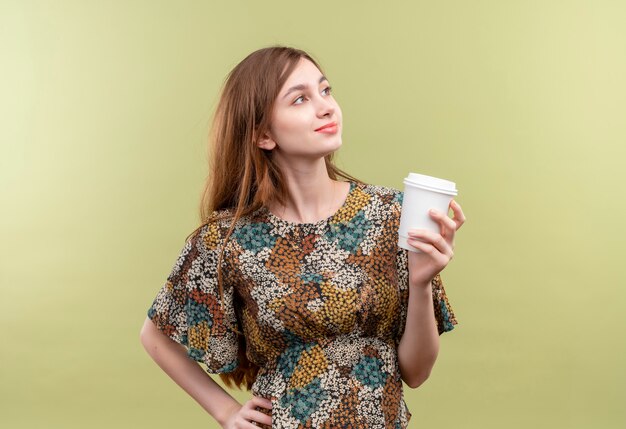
left=321, top=140, right=342, bottom=157
left=323, top=136, right=343, bottom=152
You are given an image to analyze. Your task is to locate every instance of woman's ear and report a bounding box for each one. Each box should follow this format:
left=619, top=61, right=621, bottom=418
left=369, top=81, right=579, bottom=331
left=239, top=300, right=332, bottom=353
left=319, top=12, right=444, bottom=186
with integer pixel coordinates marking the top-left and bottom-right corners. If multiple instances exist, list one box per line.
left=256, top=132, right=277, bottom=151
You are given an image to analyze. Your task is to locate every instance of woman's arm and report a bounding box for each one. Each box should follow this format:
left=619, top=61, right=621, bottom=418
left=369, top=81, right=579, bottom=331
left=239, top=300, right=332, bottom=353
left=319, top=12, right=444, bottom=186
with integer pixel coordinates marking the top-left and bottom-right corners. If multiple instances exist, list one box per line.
left=396, top=200, right=464, bottom=388
left=396, top=280, right=440, bottom=388
left=139, top=317, right=242, bottom=426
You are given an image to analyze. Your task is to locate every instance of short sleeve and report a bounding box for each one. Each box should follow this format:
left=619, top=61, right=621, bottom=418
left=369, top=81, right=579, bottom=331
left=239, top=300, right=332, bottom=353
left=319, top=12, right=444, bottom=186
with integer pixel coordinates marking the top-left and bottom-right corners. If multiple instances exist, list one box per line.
left=395, top=248, right=458, bottom=338
left=147, top=222, right=240, bottom=373
left=430, top=271, right=458, bottom=334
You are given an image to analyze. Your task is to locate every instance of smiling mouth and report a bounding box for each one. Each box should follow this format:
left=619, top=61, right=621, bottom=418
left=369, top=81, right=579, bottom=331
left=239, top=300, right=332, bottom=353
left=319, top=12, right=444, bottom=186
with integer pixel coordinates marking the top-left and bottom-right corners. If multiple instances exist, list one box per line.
left=315, top=122, right=338, bottom=131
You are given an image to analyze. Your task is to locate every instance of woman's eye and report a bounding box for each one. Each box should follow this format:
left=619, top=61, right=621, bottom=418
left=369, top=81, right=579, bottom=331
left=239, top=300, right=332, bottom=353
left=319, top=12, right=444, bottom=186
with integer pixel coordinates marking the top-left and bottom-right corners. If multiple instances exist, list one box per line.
left=293, top=86, right=332, bottom=105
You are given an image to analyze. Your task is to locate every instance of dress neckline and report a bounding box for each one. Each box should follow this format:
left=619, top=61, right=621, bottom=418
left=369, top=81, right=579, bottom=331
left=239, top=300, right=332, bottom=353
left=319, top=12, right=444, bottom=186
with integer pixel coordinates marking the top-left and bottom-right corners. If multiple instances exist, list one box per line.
left=263, top=181, right=357, bottom=229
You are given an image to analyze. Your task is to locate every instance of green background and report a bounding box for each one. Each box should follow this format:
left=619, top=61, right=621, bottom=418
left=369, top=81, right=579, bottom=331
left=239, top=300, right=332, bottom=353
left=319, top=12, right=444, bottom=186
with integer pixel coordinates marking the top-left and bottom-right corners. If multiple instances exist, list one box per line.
left=2, top=1, right=625, bottom=428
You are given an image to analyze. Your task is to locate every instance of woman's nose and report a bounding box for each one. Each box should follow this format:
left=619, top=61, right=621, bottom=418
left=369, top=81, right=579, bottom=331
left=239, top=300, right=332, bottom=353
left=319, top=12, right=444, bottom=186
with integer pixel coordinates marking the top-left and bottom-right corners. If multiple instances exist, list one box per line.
left=316, top=97, right=335, bottom=117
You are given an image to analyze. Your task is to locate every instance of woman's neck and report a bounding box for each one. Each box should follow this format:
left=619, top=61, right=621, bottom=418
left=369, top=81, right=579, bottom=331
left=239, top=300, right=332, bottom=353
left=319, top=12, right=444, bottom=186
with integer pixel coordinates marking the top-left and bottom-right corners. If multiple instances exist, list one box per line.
left=268, top=175, right=349, bottom=224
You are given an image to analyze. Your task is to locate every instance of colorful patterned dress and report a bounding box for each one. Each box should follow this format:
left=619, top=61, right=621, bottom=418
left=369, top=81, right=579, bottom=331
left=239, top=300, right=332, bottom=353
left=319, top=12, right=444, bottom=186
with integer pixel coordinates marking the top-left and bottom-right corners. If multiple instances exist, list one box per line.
left=147, top=181, right=457, bottom=428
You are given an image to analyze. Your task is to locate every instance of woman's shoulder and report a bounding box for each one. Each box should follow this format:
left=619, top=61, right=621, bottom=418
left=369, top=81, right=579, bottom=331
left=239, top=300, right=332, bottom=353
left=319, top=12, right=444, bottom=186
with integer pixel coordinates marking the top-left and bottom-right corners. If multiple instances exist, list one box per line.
left=357, top=181, right=404, bottom=207
left=199, top=207, right=268, bottom=238
left=182, top=208, right=237, bottom=245
left=176, top=207, right=273, bottom=265
left=346, top=181, right=403, bottom=227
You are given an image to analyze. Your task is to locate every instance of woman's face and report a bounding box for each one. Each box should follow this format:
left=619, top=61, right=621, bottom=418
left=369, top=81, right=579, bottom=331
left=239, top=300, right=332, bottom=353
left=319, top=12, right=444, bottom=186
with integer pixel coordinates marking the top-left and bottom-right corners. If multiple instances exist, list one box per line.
left=259, top=57, right=343, bottom=161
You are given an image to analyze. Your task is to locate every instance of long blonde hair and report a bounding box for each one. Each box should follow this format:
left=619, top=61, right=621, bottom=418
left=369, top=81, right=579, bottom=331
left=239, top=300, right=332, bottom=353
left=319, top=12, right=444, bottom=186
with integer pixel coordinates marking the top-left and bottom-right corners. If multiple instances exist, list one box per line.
left=188, top=46, right=362, bottom=390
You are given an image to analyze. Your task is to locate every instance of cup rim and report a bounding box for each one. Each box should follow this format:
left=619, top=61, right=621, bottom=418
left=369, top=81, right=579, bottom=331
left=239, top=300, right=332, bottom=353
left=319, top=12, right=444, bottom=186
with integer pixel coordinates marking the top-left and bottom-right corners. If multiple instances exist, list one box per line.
left=403, top=179, right=458, bottom=196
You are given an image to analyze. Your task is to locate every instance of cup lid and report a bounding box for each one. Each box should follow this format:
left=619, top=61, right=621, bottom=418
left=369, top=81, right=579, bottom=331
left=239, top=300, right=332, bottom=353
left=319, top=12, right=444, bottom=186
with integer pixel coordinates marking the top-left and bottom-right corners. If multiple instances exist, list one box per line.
left=404, top=172, right=457, bottom=194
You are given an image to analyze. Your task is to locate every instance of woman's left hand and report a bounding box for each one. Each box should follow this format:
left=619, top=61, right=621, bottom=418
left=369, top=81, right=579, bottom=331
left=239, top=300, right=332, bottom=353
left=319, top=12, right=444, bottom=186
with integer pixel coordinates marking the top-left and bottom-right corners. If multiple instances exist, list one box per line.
left=406, top=199, right=466, bottom=287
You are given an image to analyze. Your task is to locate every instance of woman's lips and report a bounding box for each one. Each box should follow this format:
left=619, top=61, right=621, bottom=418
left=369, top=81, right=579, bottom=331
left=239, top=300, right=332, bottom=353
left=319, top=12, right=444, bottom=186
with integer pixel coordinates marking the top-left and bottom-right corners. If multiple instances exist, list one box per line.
left=315, top=122, right=338, bottom=133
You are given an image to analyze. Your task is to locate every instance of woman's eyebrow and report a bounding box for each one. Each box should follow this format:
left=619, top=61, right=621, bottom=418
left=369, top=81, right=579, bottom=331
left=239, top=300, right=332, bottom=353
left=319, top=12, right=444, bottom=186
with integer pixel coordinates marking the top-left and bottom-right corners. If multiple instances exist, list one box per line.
left=282, top=76, right=328, bottom=99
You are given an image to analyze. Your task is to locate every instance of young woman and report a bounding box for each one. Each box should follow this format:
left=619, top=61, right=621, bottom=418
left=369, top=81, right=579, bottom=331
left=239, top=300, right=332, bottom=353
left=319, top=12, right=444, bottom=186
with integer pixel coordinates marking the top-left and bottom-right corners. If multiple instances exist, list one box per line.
left=140, top=46, right=465, bottom=429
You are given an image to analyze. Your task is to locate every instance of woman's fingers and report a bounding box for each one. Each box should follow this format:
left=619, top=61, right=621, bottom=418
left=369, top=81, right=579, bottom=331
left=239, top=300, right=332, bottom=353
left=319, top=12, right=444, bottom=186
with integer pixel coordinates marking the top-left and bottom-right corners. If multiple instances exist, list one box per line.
left=449, top=199, right=466, bottom=228
left=251, top=396, right=272, bottom=409
left=245, top=409, right=271, bottom=426
left=408, top=229, right=453, bottom=258
left=406, top=239, right=452, bottom=277
left=429, top=208, right=457, bottom=239
left=244, top=396, right=272, bottom=427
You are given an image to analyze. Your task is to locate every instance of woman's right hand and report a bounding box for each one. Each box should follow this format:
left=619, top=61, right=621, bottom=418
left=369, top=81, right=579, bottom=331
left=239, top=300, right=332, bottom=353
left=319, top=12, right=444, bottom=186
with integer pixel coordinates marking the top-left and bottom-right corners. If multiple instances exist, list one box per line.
left=222, top=396, right=272, bottom=428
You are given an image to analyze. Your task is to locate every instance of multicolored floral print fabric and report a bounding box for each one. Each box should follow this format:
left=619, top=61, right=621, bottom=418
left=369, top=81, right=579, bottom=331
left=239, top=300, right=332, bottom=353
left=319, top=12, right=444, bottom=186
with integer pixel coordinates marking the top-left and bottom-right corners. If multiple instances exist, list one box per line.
left=147, top=181, right=458, bottom=429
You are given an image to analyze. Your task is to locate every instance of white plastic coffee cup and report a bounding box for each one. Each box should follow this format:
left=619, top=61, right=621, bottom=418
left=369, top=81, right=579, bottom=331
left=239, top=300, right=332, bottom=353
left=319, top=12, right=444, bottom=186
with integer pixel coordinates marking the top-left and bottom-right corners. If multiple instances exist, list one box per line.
left=398, top=173, right=458, bottom=253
